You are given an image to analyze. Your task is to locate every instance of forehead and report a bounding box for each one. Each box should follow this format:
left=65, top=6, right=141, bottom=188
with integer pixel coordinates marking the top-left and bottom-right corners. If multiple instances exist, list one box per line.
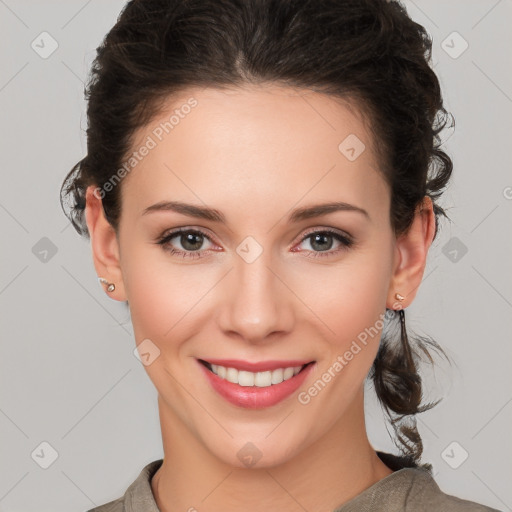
left=120, top=85, right=388, bottom=222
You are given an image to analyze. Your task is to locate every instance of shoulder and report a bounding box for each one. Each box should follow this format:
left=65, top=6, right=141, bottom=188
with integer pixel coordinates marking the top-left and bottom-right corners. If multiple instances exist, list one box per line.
left=367, top=451, right=502, bottom=512
left=85, top=497, right=123, bottom=512
left=403, top=467, right=502, bottom=511
left=84, top=459, right=163, bottom=512
left=336, top=453, right=502, bottom=512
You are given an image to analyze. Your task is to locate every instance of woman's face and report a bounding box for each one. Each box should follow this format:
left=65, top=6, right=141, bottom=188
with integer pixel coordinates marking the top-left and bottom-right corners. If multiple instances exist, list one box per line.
left=89, top=85, right=408, bottom=468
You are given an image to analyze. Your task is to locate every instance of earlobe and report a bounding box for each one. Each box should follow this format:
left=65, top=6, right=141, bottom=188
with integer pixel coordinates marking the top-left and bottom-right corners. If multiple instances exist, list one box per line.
left=386, top=196, right=436, bottom=309
left=84, top=186, right=127, bottom=301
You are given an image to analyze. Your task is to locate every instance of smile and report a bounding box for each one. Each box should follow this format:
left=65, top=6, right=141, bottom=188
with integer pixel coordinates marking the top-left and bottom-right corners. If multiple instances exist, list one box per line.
left=197, top=359, right=316, bottom=409
left=200, top=360, right=310, bottom=387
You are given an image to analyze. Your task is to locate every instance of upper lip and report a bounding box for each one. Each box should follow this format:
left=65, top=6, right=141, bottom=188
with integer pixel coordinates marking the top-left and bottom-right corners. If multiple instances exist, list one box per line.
left=199, top=358, right=314, bottom=372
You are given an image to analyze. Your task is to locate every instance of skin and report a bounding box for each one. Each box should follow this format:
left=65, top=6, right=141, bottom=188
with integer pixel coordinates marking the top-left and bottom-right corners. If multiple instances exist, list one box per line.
left=85, top=84, right=435, bottom=512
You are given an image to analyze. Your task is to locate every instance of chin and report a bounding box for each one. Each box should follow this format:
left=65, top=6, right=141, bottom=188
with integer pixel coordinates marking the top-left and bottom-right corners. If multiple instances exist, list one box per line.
left=202, top=429, right=305, bottom=470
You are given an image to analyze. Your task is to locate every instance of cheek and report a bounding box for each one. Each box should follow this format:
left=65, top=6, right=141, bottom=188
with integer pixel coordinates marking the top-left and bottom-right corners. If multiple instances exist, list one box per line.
left=293, top=254, right=391, bottom=334
left=287, top=247, right=393, bottom=382
left=121, top=244, right=218, bottom=340
left=294, top=265, right=390, bottom=412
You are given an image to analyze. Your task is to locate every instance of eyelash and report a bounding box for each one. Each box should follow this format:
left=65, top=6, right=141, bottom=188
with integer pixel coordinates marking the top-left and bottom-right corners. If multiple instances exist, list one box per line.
left=155, top=227, right=354, bottom=260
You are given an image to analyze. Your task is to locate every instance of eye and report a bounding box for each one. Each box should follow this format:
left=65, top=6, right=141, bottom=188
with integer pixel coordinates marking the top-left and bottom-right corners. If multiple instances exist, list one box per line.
left=156, top=226, right=354, bottom=260
left=156, top=228, right=217, bottom=259
left=293, top=228, right=354, bottom=258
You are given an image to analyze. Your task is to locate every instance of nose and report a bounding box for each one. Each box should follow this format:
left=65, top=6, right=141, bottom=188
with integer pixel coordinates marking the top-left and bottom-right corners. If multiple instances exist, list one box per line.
left=216, top=250, right=295, bottom=344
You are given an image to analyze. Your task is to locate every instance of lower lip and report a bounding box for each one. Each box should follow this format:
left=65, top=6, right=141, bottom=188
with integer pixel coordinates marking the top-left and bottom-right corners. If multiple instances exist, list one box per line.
left=197, top=360, right=316, bottom=409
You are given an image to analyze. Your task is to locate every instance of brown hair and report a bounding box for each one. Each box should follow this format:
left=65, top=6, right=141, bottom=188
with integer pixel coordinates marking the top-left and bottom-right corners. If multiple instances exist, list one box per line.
left=60, top=0, right=453, bottom=471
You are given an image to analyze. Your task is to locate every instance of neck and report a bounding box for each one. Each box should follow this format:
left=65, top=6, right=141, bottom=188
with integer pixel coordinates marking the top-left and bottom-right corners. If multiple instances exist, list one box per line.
left=151, top=386, right=393, bottom=512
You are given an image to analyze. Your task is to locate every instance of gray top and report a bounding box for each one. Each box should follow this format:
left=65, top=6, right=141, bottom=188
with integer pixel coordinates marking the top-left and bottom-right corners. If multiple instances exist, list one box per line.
left=86, top=452, right=501, bottom=512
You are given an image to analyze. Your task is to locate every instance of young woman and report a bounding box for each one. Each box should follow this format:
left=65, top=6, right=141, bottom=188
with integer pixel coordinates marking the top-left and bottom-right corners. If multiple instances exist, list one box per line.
left=60, top=0, right=501, bottom=510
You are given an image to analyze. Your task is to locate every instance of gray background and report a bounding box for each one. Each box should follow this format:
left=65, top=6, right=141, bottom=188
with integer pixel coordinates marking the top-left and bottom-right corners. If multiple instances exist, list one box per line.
left=1, top=0, right=511, bottom=511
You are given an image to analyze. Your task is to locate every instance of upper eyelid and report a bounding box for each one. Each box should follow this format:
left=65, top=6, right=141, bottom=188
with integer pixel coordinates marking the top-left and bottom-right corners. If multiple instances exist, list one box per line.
left=158, top=226, right=219, bottom=246
left=299, top=226, right=352, bottom=240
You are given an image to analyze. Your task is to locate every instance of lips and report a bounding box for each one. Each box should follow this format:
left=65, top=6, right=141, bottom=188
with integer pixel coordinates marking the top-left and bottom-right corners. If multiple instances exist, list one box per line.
left=197, top=358, right=317, bottom=409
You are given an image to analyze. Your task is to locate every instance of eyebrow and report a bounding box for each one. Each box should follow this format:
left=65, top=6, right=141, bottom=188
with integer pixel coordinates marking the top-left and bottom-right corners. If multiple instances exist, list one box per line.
left=142, top=200, right=370, bottom=223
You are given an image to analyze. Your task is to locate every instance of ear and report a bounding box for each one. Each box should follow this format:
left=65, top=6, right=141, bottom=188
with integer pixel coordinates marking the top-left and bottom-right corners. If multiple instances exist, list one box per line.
left=386, top=196, right=436, bottom=310
left=84, top=185, right=127, bottom=301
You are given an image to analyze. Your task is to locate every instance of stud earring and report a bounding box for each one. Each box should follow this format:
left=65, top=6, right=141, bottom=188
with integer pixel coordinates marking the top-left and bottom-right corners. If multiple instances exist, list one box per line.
left=98, top=277, right=115, bottom=293
left=393, top=292, right=406, bottom=310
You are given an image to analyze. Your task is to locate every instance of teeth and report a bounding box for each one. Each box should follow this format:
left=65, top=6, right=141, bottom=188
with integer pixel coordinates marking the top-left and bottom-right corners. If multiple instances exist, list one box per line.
left=209, top=364, right=304, bottom=387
